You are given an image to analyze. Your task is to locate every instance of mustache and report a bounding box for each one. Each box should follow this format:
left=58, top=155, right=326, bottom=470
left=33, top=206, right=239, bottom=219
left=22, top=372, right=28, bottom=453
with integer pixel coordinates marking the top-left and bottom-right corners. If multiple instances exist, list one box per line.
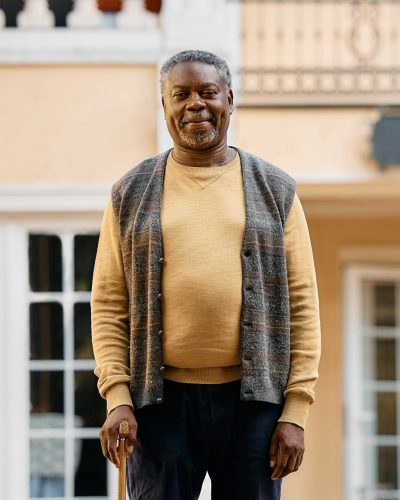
left=180, top=112, right=215, bottom=126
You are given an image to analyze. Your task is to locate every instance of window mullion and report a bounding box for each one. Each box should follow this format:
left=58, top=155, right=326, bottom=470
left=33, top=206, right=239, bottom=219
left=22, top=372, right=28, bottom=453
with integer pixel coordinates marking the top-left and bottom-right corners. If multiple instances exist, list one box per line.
left=367, top=281, right=378, bottom=490
left=62, top=233, right=75, bottom=499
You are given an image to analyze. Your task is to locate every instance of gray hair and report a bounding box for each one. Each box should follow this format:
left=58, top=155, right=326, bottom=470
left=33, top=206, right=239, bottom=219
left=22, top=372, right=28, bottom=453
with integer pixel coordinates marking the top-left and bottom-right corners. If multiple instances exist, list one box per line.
left=159, top=50, right=232, bottom=95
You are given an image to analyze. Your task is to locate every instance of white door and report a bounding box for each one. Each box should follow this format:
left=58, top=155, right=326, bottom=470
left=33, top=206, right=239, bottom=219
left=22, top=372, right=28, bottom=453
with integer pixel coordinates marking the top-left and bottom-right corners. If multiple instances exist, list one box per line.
left=344, top=266, right=400, bottom=500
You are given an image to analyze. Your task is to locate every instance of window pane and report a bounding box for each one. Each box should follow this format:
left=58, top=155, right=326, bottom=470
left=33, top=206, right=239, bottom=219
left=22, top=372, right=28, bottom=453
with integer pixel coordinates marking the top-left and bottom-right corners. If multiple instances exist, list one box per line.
left=74, top=302, right=93, bottom=360
left=74, top=234, right=99, bottom=291
left=378, top=446, right=397, bottom=490
left=377, top=392, right=397, bottom=435
left=30, top=303, right=63, bottom=360
left=74, top=439, right=107, bottom=496
left=30, top=372, right=64, bottom=427
left=374, top=284, right=396, bottom=326
left=29, top=235, right=62, bottom=292
left=30, top=438, right=65, bottom=498
left=75, top=371, right=105, bottom=427
left=376, top=339, right=396, bottom=380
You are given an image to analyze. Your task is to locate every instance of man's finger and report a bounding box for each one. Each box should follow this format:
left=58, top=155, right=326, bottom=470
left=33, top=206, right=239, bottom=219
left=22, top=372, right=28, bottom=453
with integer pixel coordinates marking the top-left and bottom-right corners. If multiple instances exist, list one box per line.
left=99, top=430, right=112, bottom=462
left=125, top=433, right=137, bottom=455
left=293, top=452, right=302, bottom=472
left=297, top=449, right=304, bottom=469
left=280, top=455, right=298, bottom=478
left=269, top=432, right=279, bottom=468
left=108, top=437, right=120, bottom=468
left=99, top=432, right=107, bottom=457
left=271, top=445, right=288, bottom=480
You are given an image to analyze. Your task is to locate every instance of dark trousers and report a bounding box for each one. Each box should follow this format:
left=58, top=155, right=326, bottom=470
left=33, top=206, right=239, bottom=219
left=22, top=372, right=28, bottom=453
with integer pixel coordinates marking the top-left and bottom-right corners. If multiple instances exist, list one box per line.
left=127, top=379, right=283, bottom=500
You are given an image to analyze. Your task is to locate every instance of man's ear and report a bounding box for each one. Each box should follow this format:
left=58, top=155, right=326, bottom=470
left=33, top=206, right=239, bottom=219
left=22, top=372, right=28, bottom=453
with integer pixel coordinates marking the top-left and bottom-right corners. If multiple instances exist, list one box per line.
left=161, top=96, right=167, bottom=119
left=228, top=89, right=234, bottom=114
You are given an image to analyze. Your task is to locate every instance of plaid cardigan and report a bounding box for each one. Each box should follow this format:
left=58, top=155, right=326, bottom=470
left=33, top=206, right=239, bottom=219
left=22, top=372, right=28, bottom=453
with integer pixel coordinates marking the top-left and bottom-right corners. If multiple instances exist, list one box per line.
left=111, top=147, right=296, bottom=409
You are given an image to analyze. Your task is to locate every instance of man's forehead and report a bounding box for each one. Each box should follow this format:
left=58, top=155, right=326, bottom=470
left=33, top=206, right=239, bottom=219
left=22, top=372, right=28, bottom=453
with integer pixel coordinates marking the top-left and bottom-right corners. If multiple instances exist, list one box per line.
left=165, top=61, right=223, bottom=87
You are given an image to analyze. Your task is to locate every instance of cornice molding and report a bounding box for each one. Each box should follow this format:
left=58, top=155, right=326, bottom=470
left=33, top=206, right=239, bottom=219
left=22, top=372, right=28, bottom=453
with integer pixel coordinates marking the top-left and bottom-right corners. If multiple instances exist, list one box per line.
left=0, top=28, right=160, bottom=64
left=298, top=180, right=400, bottom=217
left=1, top=180, right=399, bottom=217
left=0, top=185, right=110, bottom=212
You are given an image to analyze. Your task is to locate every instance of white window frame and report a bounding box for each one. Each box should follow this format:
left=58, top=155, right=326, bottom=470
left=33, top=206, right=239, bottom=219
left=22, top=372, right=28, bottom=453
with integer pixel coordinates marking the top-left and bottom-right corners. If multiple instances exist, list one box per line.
left=344, top=264, right=400, bottom=500
left=0, top=186, right=118, bottom=500
left=29, top=230, right=103, bottom=499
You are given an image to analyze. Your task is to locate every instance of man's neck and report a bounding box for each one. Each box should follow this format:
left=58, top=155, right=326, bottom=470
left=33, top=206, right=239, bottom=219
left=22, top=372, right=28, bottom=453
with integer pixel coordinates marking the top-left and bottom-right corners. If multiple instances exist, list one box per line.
left=171, top=142, right=236, bottom=167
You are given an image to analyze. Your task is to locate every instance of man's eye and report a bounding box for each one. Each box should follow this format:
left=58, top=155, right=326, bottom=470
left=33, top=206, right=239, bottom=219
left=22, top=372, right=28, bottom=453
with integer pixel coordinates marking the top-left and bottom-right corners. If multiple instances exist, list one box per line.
left=203, top=91, right=216, bottom=97
left=174, top=92, right=186, bottom=98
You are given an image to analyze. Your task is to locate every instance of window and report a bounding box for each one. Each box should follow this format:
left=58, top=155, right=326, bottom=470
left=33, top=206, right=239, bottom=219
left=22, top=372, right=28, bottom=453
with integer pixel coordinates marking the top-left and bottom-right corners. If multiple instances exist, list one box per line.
left=344, top=267, right=400, bottom=500
left=28, top=231, right=108, bottom=499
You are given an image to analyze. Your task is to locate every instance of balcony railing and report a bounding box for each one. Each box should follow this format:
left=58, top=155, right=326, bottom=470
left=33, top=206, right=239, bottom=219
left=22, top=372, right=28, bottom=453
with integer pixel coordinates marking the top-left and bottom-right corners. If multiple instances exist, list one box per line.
left=0, top=0, right=158, bottom=29
left=238, top=0, right=400, bottom=105
left=0, top=0, right=161, bottom=64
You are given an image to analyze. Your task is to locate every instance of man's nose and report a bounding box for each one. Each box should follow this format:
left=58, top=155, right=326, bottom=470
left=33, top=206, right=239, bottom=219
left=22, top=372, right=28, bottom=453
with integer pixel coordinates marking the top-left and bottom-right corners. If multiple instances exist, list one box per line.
left=186, top=92, right=206, bottom=110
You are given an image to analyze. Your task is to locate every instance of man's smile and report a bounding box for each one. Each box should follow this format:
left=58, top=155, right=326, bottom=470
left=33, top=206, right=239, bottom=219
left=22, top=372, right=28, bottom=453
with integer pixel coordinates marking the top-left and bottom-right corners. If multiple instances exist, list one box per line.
left=184, top=121, right=212, bottom=130
left=180, top=113, right=215, bottom=128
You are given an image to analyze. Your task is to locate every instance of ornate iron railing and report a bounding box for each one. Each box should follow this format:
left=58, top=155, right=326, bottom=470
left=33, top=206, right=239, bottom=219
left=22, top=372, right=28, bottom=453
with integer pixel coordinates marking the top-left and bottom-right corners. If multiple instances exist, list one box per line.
left=237, top=0, right=400, bottom=105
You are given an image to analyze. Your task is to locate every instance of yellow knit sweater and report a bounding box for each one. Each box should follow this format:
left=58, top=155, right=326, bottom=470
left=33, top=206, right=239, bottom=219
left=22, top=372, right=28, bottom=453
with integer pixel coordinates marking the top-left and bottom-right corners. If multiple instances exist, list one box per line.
left=91, top=152, right=321, bottom=429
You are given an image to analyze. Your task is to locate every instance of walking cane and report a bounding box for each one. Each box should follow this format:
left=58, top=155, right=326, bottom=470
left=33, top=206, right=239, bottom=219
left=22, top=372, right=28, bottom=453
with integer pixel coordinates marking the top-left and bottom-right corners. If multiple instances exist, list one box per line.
left=118, top=421, right=129, bottom=500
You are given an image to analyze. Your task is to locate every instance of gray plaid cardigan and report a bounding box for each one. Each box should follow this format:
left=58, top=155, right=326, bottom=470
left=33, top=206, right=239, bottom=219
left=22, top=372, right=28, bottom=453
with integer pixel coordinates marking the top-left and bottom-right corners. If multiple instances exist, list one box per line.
left=111, top=147, right=296, bottom=409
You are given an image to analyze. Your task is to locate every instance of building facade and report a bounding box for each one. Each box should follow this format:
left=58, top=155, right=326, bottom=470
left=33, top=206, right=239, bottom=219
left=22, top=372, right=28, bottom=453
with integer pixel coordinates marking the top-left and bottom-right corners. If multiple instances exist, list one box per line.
left=0, top=1, right=400, bottom=499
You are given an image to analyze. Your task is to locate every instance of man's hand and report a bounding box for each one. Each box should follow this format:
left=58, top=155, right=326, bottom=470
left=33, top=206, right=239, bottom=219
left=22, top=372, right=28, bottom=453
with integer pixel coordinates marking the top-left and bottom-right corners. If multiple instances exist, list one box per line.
left=269, top=422, right=305, bottom=480
left=99, top=405, right=138, bottom=468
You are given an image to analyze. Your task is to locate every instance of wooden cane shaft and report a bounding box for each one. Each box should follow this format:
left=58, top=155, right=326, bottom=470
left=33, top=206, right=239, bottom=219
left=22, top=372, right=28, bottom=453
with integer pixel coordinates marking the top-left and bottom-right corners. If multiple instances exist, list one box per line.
left=118, top=421, right=129, bottom=500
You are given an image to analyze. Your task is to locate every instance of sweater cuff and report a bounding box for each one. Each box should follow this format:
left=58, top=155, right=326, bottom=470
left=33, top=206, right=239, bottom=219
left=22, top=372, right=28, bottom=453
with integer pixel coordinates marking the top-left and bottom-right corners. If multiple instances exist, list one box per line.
left=278, top=393, right=311, bottom=430
left=106, top=383, right=133, bottom=414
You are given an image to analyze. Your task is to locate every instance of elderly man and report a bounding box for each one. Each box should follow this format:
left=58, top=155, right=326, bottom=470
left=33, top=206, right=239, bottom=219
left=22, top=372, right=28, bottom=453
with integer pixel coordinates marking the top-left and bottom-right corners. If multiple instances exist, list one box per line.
left=91, top=49, right=321, bottom=500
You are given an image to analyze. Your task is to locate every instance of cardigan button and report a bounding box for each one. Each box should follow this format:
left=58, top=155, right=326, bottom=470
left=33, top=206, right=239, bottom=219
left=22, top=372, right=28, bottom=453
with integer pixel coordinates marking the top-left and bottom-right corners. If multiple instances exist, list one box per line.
left=245, top=286, right=253, bottom=291
left=159, top=257, right=164, bottom=263
left=243, top=249, right=252, bottom=257
left=157, top=293, right=162, bottom=300
left=159, top=365, right=165, bottom=373
left=156, top=397, right=163, bottom=404
left=158, top=329, right=163, bottom=337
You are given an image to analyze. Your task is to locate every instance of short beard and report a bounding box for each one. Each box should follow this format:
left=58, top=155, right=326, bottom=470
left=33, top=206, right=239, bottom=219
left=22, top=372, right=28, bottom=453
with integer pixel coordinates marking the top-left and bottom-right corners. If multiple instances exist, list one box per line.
left=178, top=126, right=218, bottom=148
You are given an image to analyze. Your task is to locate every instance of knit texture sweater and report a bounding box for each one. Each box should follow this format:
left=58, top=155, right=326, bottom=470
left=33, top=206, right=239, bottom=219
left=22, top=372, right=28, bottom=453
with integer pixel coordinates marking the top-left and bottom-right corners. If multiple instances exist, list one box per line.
left=91, top=148, right=321, bottom=429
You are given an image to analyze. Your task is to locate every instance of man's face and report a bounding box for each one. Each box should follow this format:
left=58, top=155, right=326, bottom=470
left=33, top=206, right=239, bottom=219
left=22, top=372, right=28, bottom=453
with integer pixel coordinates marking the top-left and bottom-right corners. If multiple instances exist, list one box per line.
left=162, top=61, right=233, bottom=150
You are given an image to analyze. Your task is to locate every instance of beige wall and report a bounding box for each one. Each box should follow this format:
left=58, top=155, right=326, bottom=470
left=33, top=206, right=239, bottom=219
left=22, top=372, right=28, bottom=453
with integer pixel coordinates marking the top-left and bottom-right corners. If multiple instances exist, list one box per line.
left=282, top=211, right=400, bottom=500
left=2, top=66, right=399, bottom=185
left=235, top=107, right=400, bottom=180
left=0, top=65, right=158, bottom=184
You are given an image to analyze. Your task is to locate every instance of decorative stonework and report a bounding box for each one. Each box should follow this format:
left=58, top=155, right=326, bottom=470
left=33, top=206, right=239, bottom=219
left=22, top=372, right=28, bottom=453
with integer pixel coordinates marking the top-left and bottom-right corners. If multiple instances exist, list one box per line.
left=116, top=0, right=157, bottom=29
left=67, top=0, right=103, bottom=27
left=17, top=0, right=55, bottom=28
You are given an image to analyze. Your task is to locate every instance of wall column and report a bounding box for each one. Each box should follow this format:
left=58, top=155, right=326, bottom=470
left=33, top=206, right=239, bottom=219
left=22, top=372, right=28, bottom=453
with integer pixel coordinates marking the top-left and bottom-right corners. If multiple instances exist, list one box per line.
left=0, top=224, right=30, bottom=500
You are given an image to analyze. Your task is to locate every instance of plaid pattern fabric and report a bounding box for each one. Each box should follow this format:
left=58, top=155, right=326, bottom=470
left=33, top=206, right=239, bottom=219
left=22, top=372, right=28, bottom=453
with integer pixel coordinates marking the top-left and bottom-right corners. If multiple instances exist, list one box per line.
left=111, top=147, right=296, bottom=409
